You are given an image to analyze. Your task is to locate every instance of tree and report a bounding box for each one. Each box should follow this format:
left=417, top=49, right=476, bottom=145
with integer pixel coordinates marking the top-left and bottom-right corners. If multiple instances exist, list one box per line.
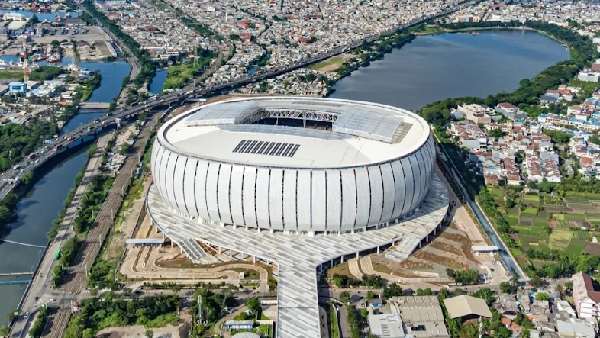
left=500, top=281, right=518, bottom=294
left=472, top=288, right=496, bottom=306
left=0, top=325, right=10, bottom=337
left=535, top=292, right=549, bottom=301
left=366, top=290, right=375, bottom=300
left=145, top=329, right=154, bottom=338
left=529, top=276, right=543, bottom=288
left=246, top=297, right=262, bottom=316
left=360, top=309, right=369, bottom=318
left=382, top=284, right=402, bottom=299
left=339, top=291, right=351, bottom=303
left=424, top=288, right=433, bottom=295
left=556, top=284, right=564, bottom=298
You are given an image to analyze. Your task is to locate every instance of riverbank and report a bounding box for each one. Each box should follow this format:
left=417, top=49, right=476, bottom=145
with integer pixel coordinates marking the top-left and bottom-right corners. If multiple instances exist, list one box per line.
left=420, top=22, right=597, bottom=277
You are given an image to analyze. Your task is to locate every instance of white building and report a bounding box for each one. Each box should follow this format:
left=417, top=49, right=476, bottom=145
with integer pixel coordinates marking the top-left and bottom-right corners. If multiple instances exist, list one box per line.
left=573, top=272, right=600, bottom=319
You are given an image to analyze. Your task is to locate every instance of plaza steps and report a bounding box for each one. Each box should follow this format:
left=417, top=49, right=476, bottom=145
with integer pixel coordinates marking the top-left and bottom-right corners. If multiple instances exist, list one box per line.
left=384, top=235, right=421, bottom=262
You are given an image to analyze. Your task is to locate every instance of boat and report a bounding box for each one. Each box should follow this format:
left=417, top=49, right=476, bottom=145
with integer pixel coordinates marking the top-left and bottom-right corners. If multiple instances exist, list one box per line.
left=470, top=31, right=479, bottom=35
left=47, top=54, right=61, bottom=63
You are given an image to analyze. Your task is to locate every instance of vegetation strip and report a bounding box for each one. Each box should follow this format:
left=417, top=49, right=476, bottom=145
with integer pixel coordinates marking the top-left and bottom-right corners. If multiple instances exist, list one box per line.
left=422, top=21, right=599, bottom=278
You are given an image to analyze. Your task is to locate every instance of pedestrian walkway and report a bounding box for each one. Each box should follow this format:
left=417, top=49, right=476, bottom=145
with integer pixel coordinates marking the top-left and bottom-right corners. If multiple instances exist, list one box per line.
left=347, top=259, right=363, bottom=279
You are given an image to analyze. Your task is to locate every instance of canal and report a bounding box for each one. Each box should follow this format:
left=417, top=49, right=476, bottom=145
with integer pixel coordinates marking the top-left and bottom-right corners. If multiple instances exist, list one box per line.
left=0, top=30, right=568, bottom=318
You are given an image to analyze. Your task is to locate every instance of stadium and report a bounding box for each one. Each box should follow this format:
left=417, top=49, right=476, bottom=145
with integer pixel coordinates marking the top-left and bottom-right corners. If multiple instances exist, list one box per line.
left=150, top=96, right=436, bottom=234
left=145, top=97, right=450, bottom=337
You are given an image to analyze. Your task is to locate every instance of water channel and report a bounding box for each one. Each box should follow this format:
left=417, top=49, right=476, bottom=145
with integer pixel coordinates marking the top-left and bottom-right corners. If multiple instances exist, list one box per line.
left=0, top=30, right=569, bottom=317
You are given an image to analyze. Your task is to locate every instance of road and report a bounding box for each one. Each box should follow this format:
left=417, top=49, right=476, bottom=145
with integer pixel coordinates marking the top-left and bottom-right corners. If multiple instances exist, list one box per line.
left=5, top=2, right=477, bottom=336
left=435, top=143, right=526, bottom=280
left=0, top=0, right=476, bottom=203
left=9, top=134, right=110, bottom=338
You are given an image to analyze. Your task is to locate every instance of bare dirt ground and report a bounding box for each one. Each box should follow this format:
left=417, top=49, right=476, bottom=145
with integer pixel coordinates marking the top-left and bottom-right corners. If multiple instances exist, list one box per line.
left=32, top=26, right=110, bottom=44
left=369, top=224, right=485, bottom=278
left=96, top=324, right=180, bottom=338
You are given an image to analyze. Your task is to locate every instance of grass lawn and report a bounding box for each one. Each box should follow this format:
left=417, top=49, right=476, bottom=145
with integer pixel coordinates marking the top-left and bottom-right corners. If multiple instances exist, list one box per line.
left=564, top=214, right=587, bottom=221
left=510, top=248, right=523, bottom=257
left=505, top=208, right=519, bottom=217
left=488, top=187, right=505, bottom=199
left=0, top=70, right=24, bottom=79
left=533, top=220, right=549, bottom=228
left=506, top=216, right=519, bottom=227
left=309, top=56, right=345, bottom=72
left=523, top=195, right=540, bottom=204
left=565, top=241, right=586, bottom=256
left=522, top=207, right=538, bottom=216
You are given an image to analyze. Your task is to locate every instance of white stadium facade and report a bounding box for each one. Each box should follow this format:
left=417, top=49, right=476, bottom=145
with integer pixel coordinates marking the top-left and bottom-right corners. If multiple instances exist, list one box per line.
left=146, top=97, right=451, bottom=337
left=151, top=96, right=436, bottom=233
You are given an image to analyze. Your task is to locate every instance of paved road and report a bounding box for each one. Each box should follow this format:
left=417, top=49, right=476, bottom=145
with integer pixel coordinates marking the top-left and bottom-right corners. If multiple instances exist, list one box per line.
left=9, top=134, right=111, bottom=338
left=43, top=117, right=161, bottom=338
left=0, top=0, right=475, bottom=203
left=6, top=3, right=477, bottom=336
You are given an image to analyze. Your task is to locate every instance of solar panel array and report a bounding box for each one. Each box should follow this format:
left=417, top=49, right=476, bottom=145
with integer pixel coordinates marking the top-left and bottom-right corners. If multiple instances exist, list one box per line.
left=233, top=140, right=300, bottom=157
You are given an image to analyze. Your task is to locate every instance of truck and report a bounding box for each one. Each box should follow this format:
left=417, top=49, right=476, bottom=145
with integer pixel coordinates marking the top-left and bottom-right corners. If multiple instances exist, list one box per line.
left=54, top=248, right=61, bottom=260
left=43, top=139, right=52, bottom=144
left=55, top=144, right=63, bottom=151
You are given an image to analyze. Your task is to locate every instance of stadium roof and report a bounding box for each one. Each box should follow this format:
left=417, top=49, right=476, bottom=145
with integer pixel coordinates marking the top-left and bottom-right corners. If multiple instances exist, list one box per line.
left=161, top=97, right=430, bottom=169
left=444, top=295, right=492, bottom=319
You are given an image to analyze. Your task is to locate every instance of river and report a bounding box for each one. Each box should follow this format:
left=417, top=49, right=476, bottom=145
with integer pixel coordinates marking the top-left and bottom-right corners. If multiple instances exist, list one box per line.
left=0, top=30, right=569, bottom=318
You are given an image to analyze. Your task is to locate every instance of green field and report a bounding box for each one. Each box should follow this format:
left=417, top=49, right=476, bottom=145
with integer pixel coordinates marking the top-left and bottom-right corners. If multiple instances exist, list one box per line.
left=492, top=191, right=600, bottom=267
left=309, top=56, right=345, bottom=72
left=548, top=230, right=573, bottom=250
left=523, top=195, right=540, bottom=204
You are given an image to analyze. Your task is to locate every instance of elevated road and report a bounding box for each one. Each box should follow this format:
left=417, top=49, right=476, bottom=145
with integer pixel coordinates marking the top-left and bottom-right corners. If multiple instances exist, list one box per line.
left=7, top=3, right=476, bottom=337
left=0, top=3, right=472, bottom=202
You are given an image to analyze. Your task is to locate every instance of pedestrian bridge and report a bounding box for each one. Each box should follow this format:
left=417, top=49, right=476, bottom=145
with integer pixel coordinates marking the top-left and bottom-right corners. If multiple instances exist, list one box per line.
left=79, top=102, right=111, bottom=109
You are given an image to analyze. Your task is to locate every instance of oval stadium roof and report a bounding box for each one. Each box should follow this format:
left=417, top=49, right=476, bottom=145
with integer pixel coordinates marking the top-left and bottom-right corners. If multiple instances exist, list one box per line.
left=161, top=96, right=431, bottom=169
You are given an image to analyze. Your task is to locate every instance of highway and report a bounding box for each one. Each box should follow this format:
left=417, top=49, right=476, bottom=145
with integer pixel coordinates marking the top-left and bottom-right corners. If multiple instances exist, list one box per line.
left=0, top=2, right=474, bottom=203
left=5, top=3, right=477, bottom=337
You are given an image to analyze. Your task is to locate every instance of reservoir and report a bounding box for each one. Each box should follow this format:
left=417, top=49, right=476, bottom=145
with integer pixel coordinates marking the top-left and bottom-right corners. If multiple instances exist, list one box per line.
left=330, top=30, right=569, bottom=110
left=0, top=30, right=569, bottom=318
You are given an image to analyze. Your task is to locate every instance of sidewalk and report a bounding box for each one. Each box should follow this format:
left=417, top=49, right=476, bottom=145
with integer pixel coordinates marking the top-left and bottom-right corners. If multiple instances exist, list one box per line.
left=10, top=133, right=113, bottom=338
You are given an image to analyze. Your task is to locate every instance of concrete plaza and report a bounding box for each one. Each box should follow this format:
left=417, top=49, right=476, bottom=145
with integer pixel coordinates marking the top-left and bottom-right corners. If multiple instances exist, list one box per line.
left=146, top=174, right=450, bottom=338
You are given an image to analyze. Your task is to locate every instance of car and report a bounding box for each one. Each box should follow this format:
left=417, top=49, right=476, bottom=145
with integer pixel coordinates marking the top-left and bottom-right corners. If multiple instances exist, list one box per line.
left=34, top=296, right=39, bottom=301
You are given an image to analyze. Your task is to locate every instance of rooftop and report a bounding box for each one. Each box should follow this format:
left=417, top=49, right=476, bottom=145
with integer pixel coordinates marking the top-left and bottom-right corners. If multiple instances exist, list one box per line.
left=160, top=97, right=430, bottom=169
left=444, top=295, right=492, bottom=319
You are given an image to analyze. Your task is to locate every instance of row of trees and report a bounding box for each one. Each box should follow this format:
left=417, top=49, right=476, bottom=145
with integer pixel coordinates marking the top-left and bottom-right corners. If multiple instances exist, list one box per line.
left=420, top=21, right=598, bottom=128
left=81, top=0, right=156, bottom=88
left=28, top=305, right=50, bottom=338
left=331, top=274, right=386, bottom=288
left=63, top=294, right=180, bottom=338
left=447, top=268, right=481, bottom=285
left=73, top=175, right=114, bottom=234
left=52, top=237, right=82, bottom=286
